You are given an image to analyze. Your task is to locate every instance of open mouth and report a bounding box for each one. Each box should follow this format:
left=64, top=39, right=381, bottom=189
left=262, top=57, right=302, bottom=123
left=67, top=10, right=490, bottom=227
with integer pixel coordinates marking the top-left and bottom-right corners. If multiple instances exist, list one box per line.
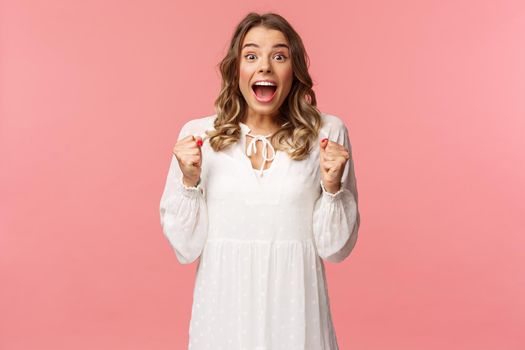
left=251, top=83, right=278, bottom=102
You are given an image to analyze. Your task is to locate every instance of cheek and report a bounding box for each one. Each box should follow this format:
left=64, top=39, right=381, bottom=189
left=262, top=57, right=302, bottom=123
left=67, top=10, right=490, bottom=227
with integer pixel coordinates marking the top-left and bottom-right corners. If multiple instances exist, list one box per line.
left=238, top=67, right=251, bottom=98
left=239, top=65, right=251, bottom=85
left=281, top=67, right=294, bottom=91
left=282, top=65, right=293, bottom=83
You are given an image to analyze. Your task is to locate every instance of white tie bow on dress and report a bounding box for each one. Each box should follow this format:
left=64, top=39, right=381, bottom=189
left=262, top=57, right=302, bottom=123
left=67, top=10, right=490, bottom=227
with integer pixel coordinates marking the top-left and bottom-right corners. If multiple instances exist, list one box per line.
left=245, top=132, right=276, bottom=177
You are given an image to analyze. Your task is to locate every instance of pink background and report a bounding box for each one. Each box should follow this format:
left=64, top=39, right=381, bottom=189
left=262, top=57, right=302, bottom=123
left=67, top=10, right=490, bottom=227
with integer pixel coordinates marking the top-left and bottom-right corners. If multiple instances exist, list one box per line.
left=1, top=1, right=524, bottom=349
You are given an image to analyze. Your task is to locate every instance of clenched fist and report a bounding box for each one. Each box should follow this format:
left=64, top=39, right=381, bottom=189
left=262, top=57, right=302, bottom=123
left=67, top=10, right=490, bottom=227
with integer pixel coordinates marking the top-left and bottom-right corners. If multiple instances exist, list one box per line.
left=172, top=135, right=203, bottom=187
left=319, top=137, right=350, bottom=193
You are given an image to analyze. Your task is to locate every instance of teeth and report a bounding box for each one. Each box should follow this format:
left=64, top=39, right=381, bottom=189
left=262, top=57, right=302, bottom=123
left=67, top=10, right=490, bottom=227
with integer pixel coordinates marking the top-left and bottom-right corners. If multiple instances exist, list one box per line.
left=253, top=81, right=276, bottom=86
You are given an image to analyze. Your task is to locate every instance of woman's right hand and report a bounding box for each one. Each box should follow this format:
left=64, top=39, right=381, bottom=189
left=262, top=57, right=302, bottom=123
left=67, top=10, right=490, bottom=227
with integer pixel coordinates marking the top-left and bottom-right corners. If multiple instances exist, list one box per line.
left=172, top=135, right=203, bottom=187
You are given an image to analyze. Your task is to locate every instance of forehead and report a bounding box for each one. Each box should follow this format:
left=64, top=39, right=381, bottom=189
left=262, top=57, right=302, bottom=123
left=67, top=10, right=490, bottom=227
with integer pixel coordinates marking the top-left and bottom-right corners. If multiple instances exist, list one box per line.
left=241, top=26, right=288, bottom=48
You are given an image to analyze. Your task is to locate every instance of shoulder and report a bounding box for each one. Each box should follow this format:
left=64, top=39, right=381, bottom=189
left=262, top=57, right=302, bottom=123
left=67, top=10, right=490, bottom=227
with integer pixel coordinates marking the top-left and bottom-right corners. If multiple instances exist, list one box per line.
left=319, top=112, right=350, bottom=142
left=178, top=114, right=217, bottom=138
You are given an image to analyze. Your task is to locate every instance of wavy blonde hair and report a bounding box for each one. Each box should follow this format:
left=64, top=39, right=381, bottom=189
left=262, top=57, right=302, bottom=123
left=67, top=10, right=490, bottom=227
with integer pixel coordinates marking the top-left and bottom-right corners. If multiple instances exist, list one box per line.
left=206, top=12, right=323, bottom=160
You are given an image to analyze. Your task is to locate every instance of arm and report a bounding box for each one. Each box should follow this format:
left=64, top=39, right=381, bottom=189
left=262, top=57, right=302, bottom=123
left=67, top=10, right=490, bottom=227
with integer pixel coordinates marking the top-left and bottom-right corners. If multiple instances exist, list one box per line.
left=159, top=122, right=208, bottom=264
left=313, top=122, right=360, bottom=263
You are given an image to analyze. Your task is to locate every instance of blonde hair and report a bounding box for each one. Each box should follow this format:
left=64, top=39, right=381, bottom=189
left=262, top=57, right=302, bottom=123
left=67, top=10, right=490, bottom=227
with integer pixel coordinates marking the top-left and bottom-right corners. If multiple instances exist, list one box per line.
left=205, top=12, right=323, bottom=160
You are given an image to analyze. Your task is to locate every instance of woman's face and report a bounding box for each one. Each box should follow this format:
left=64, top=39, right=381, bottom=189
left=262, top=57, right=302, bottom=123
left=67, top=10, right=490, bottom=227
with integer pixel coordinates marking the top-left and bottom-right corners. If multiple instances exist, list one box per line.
left=238, top=26, right=293, bottom=120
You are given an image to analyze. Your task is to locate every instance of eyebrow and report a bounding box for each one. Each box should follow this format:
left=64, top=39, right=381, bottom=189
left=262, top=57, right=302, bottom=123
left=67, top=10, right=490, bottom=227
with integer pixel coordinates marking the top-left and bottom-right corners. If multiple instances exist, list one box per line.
left=242, top=43, right=290, bottom=50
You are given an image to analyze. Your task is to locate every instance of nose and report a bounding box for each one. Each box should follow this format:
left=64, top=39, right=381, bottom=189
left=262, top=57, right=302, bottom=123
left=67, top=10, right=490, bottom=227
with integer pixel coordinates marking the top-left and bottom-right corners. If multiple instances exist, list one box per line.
left=258, top=56, right=272, bottom=73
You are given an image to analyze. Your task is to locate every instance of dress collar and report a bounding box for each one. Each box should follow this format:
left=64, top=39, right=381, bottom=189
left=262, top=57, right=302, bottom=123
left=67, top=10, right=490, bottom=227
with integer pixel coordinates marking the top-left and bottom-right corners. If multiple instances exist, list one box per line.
left=239, top=121, right=279, bottom=177
left=239, top=121, right=288, bottom=135
left=239, top=121, right=251, bottom=134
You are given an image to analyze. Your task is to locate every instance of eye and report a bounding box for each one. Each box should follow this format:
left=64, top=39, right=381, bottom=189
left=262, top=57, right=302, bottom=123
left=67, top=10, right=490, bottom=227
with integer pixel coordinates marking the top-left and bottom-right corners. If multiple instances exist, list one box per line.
left=274, top=53, right=287, bottom=61
left=244, top=54, right=256, bottom=60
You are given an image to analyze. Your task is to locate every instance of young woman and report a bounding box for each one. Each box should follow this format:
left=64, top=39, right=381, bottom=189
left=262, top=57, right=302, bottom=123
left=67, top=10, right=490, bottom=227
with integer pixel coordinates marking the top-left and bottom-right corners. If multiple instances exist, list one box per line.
left=160, top=12, right=360, bottom=350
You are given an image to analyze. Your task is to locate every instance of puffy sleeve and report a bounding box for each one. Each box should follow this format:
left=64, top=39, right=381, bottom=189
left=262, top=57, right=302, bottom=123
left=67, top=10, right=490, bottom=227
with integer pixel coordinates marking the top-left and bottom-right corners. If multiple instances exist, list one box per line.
left=159, top=121, right=208, bottom=265
left=313, top=122, right=360, bottom=263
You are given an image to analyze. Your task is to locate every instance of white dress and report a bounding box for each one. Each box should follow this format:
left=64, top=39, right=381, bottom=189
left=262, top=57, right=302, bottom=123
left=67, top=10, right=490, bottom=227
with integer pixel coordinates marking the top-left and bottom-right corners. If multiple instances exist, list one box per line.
left=159, top=112, right=360, bottom=350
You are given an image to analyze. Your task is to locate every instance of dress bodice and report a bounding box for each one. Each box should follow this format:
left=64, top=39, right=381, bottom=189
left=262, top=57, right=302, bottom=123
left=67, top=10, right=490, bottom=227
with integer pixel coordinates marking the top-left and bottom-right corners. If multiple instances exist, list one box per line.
left=159, top=112, right=360, bottom=349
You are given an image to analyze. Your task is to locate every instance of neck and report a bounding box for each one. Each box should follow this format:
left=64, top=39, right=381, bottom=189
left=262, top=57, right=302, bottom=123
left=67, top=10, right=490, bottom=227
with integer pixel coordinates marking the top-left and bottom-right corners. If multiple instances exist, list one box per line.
left=242, top=111, right=282, bottom=135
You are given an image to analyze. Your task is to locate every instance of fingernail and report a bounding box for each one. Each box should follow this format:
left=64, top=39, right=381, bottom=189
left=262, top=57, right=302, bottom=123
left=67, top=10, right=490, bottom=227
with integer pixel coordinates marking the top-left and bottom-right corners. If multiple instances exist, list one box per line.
left=196, top=139, right=203, bottom=147
left=321, top=138, right=328, bottom=143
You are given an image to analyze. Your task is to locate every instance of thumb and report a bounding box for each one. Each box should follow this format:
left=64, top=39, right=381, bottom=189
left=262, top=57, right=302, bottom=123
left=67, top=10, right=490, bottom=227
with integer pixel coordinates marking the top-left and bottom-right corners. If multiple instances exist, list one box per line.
left=320, top=137, right=329, bottom=151
left=194, top=135, right=203, bottom=148
left=190, top=135, right=203, bottom=168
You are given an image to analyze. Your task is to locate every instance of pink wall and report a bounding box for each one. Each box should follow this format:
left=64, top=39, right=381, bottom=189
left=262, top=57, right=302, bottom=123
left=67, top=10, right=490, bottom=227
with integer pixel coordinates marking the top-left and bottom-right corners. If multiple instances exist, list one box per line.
left=1, top=0, right=524, bottom=349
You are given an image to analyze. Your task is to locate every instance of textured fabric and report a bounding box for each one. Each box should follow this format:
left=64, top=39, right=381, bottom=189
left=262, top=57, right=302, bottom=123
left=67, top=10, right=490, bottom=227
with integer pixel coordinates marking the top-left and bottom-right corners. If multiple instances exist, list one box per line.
left=159, top=113, right=360, bottom=350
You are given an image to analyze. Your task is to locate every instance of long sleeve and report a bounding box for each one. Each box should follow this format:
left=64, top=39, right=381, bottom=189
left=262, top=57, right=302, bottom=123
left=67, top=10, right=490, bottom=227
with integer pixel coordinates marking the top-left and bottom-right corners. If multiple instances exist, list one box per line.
left=313, top=122, right=360, bottom=263
left=159, top=121, right=208, bottom=265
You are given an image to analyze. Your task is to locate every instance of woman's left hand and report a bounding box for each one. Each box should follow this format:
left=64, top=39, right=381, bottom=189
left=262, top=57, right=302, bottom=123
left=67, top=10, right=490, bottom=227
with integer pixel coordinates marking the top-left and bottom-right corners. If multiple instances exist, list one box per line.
left=319, top=137, right=350, bottom=193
